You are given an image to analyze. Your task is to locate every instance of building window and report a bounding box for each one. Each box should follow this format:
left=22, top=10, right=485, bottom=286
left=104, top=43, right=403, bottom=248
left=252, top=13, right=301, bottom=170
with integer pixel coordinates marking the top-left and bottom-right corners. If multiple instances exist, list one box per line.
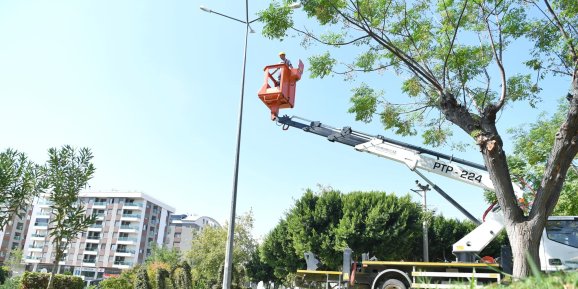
left=16, top=222, right=24, bottom=230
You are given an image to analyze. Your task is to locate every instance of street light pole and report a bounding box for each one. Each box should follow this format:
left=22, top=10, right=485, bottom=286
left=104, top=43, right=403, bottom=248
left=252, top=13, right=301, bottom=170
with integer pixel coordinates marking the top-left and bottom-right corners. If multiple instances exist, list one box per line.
left=200, top=1, right=251, bottom=288
left=200, top=2, right=301, bottom=288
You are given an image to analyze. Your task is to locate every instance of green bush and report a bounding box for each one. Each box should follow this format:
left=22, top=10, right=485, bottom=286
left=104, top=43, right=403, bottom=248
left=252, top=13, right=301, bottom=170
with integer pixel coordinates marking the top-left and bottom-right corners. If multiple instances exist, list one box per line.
left=20, top=272, right=83, bottom=289
left=99, top=276, right=132, bottom=289
left=0, top=276, right=21, bottom=289
left=0, top=266, right=10, bottom=284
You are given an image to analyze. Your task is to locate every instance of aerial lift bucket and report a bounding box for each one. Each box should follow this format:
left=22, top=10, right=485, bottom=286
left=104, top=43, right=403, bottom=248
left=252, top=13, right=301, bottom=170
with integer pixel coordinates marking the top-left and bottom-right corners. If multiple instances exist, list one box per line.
left=257, top=60, right=304, bottom=120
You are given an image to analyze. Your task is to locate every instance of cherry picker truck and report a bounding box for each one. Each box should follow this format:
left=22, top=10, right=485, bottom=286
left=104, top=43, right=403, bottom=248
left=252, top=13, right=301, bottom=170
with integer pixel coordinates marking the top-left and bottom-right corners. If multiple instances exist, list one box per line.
left=257, top=63, right=578, bottom=289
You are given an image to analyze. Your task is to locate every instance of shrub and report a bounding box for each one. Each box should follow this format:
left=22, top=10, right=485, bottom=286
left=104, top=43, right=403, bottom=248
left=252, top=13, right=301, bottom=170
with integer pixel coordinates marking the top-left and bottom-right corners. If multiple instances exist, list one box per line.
left=20, top=272, right=83, bottom=289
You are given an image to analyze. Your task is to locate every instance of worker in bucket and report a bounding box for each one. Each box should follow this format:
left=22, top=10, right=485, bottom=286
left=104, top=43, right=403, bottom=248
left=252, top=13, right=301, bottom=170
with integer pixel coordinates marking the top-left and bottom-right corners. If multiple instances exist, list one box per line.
left=274, top=52, right=293, bottom=86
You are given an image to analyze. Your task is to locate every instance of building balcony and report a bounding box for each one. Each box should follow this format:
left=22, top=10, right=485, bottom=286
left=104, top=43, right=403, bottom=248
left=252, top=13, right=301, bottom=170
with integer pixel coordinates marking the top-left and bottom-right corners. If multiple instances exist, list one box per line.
left=33, top=223, right=49, bottom=229
left=92, top=201, right=107, bottom=208
left=119, top=225, right=139, bottom=233
left=31, top=233, right=47, bottom=239
left=113, top=261, right=133, bottom=268
left=88, top=224, right=103, bottom=232
left=85, top=236, right=101, bottom=243
left=115, top=249, right=135, bottom=257
left=121, top=214, right=141, bottom=220
left=37, top=200, right=52, bottom=207
left=24, top=255, right=42, bottom=263
left=117, top=237, right=137, bottom=244
left=123, top=202, right=144, bottom=210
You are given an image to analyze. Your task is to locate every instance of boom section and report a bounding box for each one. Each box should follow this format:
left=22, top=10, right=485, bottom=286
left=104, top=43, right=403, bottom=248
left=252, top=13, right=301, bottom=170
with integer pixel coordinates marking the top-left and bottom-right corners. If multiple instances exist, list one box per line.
left=277, top=115, right=523, bottom=196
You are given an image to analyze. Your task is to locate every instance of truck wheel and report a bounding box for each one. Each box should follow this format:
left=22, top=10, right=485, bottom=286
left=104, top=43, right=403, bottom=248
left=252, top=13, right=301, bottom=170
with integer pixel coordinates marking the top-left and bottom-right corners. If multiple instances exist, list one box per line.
left=381, top=279, right=407, bottom=289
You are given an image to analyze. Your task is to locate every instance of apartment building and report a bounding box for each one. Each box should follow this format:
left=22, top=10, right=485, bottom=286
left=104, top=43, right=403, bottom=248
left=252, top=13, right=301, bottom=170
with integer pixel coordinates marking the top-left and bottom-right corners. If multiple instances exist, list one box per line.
left=0, top=210, right=32, bottom=264
left=23, top=192, right=174, bottom=280
left=164, top=214, right=220, bottom=253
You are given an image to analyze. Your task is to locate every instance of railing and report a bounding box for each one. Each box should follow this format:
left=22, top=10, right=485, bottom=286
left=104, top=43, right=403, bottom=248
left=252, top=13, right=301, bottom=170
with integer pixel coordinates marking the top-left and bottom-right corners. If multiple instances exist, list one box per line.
left=87, top=235, right=101, bottom=240
left=31, top=233, right=46, bottom=238
left=114, top=261, right=133, bottom=266
left=28, top=244, right=44, bottom=249
left=90, top=224, right=103, bottom=228
left=122, top=214, right=141, bottom=219
left=25, top=255, right=42, bottom=260
left=83, top=259, right=96, bottom=263
left=116, top=249, right=136, bottom=254
left=123, top=202, right=144, bottom=207
left=92, top=213, right=105, bottom=217
left=34, top=223, right=49, bottom=227
left=120, top=225, right=139, bottom=230
left=85, top=247, right=98, bottom=252
left=93, top=201, right=107, bottom=206
left=117, top=237, right=137, bottom=242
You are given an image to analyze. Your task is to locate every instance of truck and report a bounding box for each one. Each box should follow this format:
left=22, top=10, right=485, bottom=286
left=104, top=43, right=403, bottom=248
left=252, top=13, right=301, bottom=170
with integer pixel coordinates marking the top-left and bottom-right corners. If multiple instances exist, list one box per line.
left=271, top=115, right=578, bottom=289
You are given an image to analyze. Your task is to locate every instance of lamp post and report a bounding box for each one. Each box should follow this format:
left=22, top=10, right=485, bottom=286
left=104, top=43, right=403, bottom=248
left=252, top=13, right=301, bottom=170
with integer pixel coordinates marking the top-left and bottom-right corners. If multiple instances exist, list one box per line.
left=411, top=180, right=430, bottom=262
left=199, top=2, right=300, bottom=289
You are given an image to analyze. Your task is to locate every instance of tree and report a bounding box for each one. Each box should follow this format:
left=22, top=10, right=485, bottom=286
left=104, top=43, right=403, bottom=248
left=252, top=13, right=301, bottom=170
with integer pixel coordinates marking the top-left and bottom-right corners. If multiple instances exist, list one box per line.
left=246, top=246, right=275, bottom=288
left=146, top=244, right=181, bottom=267
left=135, top=266, right=152, bottom=289
left=505, top=100, right=578, bottom=215
left=259, top=220, right=301, bottom=287
left=0, top=149, right=40, bottom=228
left=285, top=189, right=343, bottom=268
left=259, top=0, right=578, bottom=278
left=41, top=146, right=96, bottom=289
left=5, top=248, right=24, bottom=275
left=186, top=212, right=257, bottom=289
left=171, top=261, right=193, bottom=289
left=335, top=191, right=423, bottom=261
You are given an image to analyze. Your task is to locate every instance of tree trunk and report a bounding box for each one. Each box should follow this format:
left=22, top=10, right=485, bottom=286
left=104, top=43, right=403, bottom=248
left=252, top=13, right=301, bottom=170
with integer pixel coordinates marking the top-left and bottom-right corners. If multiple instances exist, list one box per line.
left=47, top=258, right=59, bottom=289
left=504, top=219, right=545, bottom=278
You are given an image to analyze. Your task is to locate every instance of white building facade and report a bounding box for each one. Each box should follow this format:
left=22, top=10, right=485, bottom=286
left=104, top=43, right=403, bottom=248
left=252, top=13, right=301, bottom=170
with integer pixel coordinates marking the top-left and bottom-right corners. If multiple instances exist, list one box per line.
left=23, top=192, right=174, bottom=280
left=165, top=214, right=220, bottom=253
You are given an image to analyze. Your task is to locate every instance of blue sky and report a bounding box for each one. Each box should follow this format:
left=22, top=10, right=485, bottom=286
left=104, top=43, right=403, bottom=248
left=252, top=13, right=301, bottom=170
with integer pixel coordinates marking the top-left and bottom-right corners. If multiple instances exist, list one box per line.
left=0, top=1, right=568, bottom=239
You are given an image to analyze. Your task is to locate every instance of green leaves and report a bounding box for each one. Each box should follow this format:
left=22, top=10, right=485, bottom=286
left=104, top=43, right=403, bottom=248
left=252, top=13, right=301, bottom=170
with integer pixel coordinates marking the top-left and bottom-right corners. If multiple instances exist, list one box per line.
left=348, top=83, right=379, bottom=122
left=258, top=1, right=295, bottom=40
left=308, top=52, right=336, bottom=78
left=0, top=149, right=41, bottom=228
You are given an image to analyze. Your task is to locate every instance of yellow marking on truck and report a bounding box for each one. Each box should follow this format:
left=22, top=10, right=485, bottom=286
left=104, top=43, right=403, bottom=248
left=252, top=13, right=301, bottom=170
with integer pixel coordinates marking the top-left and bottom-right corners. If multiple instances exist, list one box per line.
left=362, top=261, right=499, bottom=268
left=296, top=270, right=342, bottom=275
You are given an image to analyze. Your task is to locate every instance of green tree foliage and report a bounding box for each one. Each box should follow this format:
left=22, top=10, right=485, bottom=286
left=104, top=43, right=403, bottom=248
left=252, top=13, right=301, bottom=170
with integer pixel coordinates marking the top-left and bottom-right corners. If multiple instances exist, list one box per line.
left=173, top=261, right=193, bottom=289
left=259, top=220, right=300, bottom=286
left=21, top=272, right=83, bottom=289
left=146, top=244, right=181, bottom=268
left=259, top=188, right=508, bottom=282
left=336, top=191, right=423, bottom=261
left=4, top=249, right=23, bottom=276
left=186, top=211, right=257, bottom=289
left=503, top=100, right=578, bottom=215
left=286, top=189, right=343, bottom=268
left=40, top=146, right=96, bottom=289
left=135, top=266, right=152, bottom=289
left=41, top=146, right=96, bottom=289
left=259, top=0, right=578, bottom=277
left=98, top=277, right=132, bottom=289
left=0, top=149, right=40, bottom=228
left=246, top=246, right=275, bottom=288
left=99, top=268, right=135, bottom=289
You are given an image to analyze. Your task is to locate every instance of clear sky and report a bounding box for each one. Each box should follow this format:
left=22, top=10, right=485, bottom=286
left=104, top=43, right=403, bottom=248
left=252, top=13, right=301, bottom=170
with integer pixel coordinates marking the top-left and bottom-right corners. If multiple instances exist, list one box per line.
left=0, top=1, right=568, bottom=239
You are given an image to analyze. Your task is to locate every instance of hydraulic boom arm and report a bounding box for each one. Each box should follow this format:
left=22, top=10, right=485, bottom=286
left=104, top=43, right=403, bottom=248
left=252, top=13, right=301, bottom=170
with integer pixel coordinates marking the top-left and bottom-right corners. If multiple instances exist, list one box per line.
left=276, top=115, right=525, bottom=261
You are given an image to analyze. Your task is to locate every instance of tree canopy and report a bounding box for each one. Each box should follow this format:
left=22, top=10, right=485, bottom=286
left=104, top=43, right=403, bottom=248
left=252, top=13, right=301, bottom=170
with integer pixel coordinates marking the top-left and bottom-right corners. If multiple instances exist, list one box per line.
left=259, top=0, right=578, bottom=277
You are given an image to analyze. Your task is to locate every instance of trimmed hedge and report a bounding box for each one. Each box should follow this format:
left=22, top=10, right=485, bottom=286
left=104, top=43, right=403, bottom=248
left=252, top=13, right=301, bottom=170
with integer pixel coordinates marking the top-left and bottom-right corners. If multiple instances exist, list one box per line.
left=21, top=272, right=83, bottom=289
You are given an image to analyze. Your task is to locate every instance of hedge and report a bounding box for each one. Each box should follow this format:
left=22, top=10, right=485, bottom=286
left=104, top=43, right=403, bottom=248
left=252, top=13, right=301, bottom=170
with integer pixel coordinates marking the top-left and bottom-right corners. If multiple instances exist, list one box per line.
left=21, top=272, right=83, bottom=289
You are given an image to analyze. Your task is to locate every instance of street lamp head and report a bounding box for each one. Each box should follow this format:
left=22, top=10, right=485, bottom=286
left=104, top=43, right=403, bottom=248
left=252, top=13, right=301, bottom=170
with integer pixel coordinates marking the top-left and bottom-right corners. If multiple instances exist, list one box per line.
left=288, top=2, right=302, bottom=9
left=199, top=6, right=212, bottom=13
